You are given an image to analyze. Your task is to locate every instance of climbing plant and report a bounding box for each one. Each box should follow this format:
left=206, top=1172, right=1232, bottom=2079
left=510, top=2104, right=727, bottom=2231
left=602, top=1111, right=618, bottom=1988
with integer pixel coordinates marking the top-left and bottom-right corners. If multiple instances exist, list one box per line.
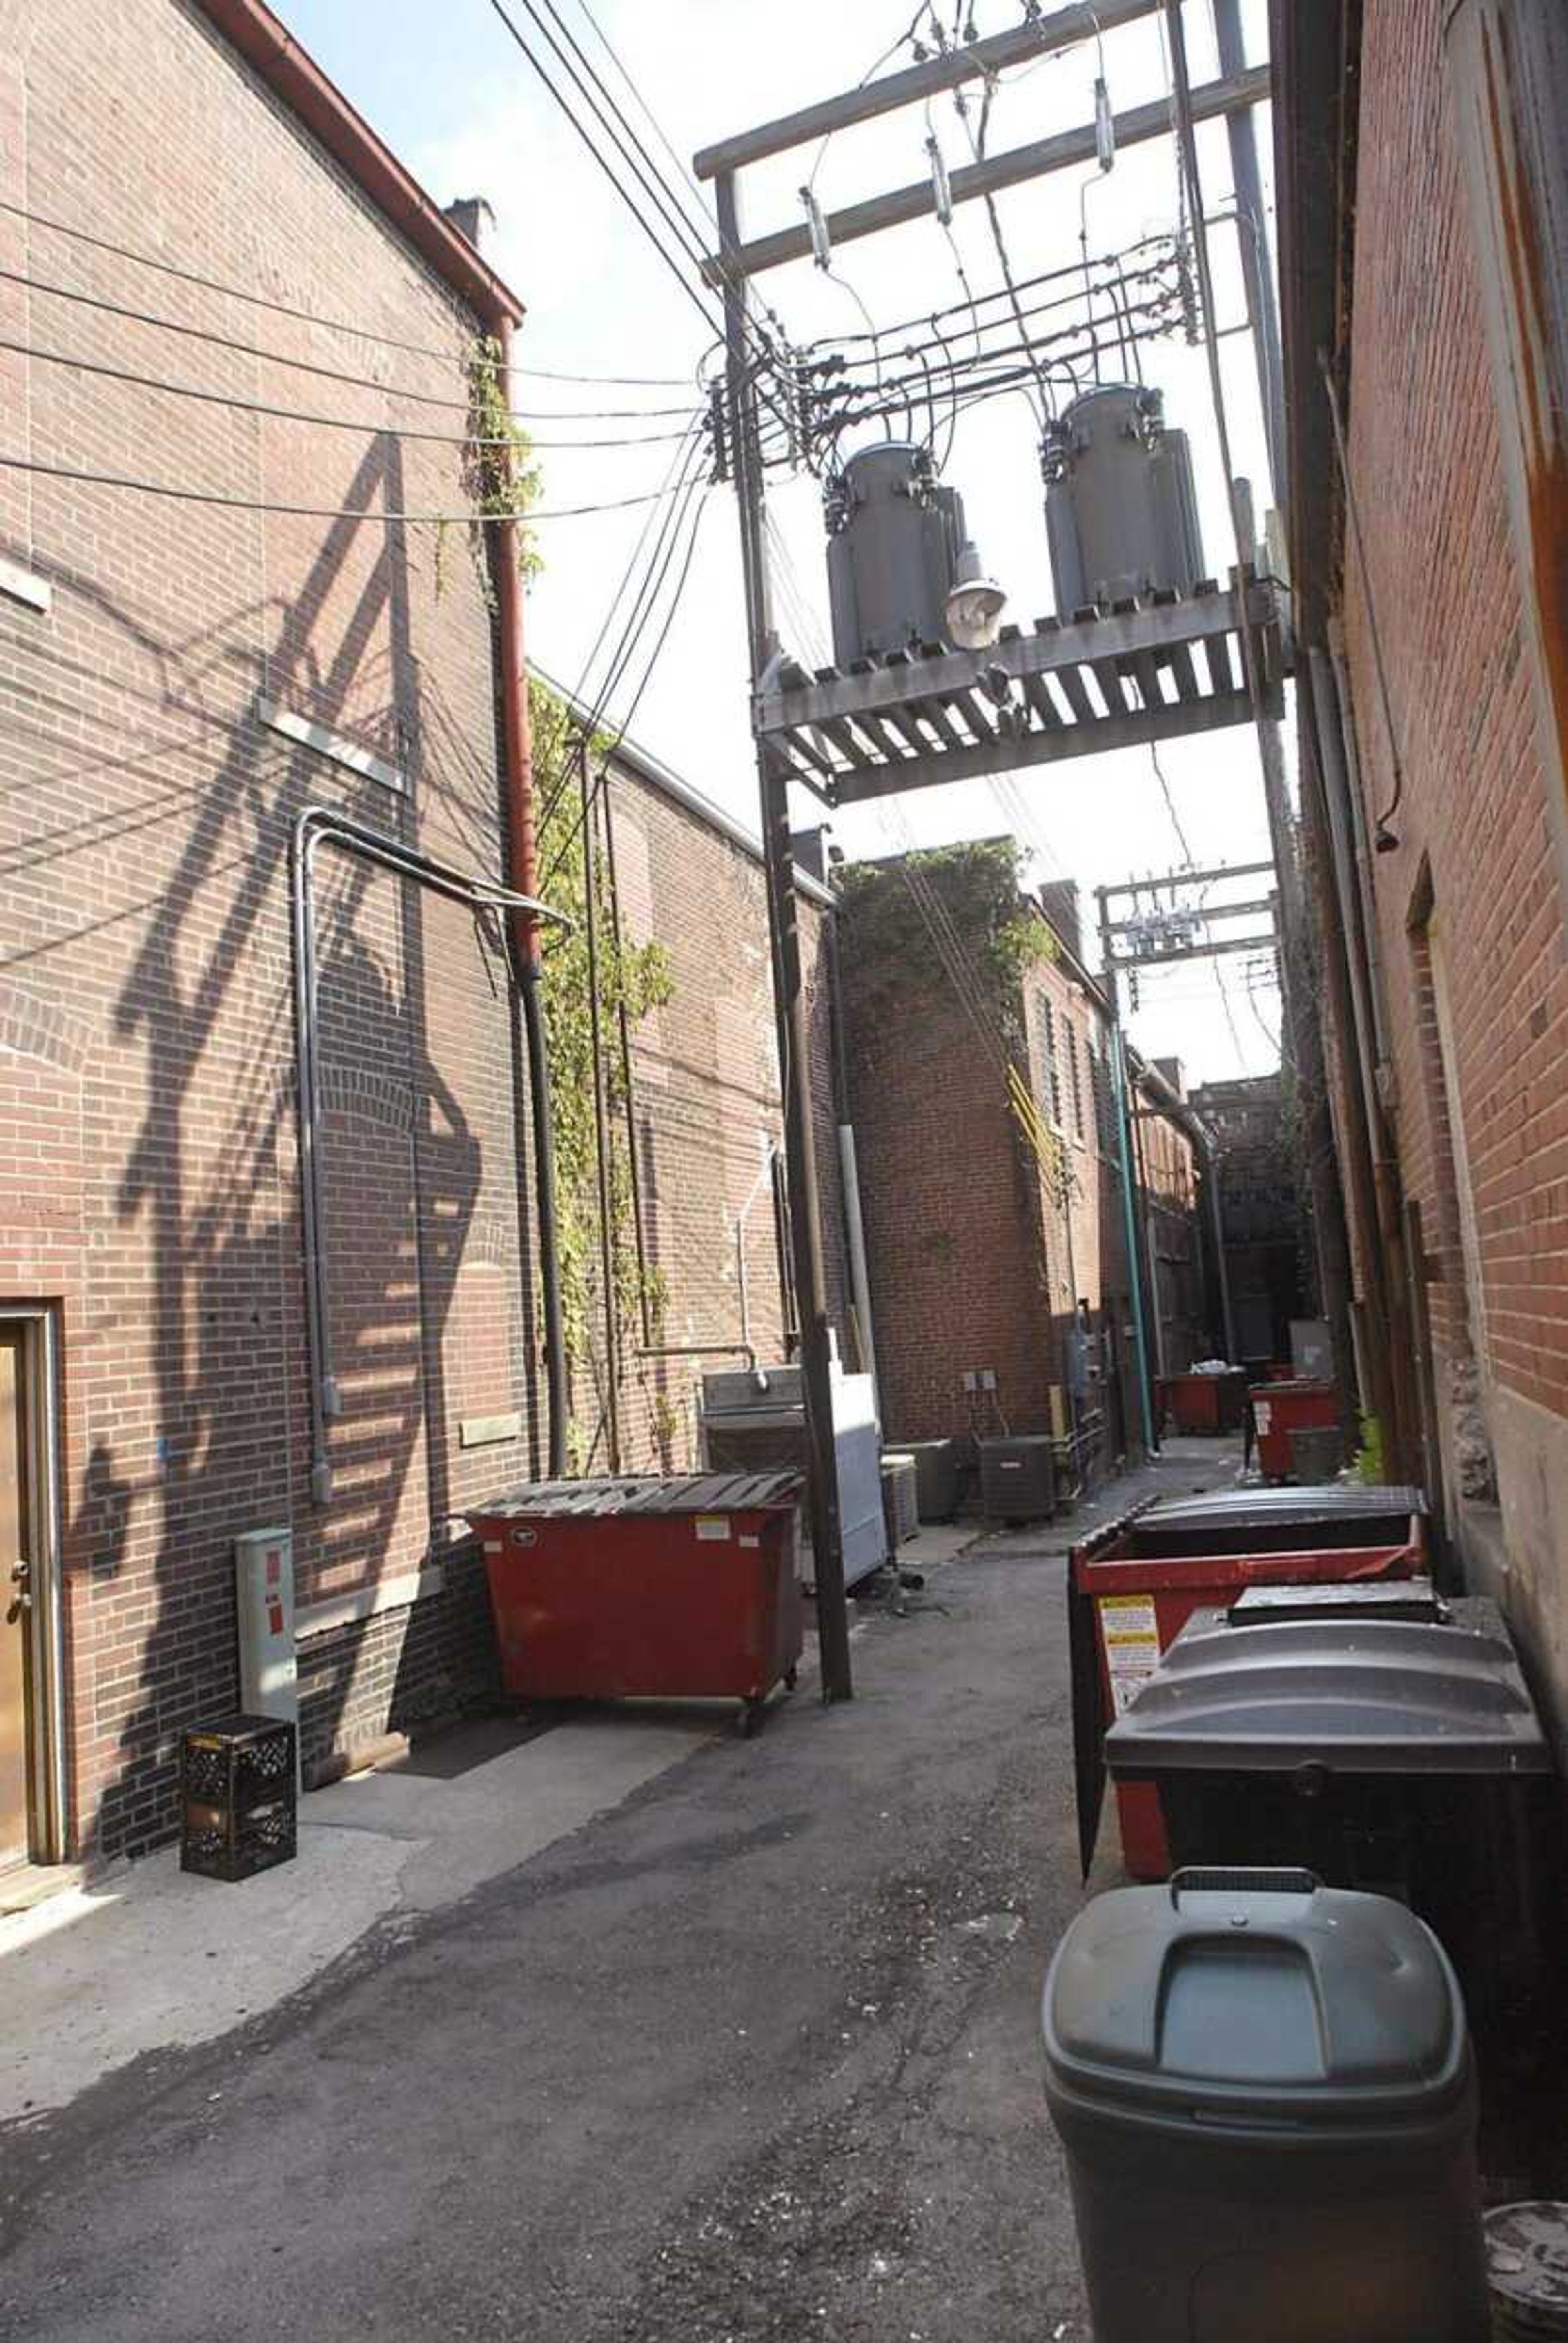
left=531, top=680, right=674, bottom=1469
left=436, top=334, right=543, bottom=604
left=836, top=838, right=1056, bottom=1036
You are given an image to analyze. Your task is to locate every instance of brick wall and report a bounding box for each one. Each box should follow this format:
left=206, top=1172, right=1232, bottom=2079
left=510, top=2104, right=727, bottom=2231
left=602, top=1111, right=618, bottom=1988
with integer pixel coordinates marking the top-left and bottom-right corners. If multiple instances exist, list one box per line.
left=555, top=752, right=847, bottom=1476
left=1321, top=0, right=1568, bottom=1730
left=0, top=2, right=840, bottom=1858
left=838, top=849, right=1198, bottom=1468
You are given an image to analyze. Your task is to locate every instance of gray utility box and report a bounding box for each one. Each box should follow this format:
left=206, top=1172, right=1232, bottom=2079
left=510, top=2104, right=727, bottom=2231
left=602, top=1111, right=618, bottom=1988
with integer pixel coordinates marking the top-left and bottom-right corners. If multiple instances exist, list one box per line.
left=979, top=1436, right=1055, bottom=1523
left=1042, top=1870, right=1491, bottom=2342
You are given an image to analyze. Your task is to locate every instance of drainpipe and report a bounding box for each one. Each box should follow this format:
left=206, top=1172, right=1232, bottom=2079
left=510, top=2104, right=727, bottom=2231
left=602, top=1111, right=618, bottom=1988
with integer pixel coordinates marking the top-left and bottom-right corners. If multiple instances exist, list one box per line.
left=1109, top=1025, right=1158, bottom=1454
left=492, top=312, right=568, bottom=1479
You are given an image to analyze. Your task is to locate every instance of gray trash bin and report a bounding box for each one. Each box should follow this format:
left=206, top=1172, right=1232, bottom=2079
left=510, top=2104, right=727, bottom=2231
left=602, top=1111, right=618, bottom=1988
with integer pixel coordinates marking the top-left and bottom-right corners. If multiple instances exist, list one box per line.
left=1042, top=1869, right=1491, bottom=2343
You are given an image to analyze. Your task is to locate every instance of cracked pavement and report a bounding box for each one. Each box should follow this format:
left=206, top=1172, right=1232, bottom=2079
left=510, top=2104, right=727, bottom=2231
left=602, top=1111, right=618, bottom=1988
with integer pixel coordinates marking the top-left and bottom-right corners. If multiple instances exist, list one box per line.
left=0, top=1452, right=1235, bottom=2342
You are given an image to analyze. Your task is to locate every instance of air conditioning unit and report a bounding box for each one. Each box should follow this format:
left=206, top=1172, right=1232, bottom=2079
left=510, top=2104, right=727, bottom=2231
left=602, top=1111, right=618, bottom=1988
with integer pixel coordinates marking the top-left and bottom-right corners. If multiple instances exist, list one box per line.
left=979, top=1437, right=1057, bottom=1524
left=881, top=1454, right=920, bottom=1546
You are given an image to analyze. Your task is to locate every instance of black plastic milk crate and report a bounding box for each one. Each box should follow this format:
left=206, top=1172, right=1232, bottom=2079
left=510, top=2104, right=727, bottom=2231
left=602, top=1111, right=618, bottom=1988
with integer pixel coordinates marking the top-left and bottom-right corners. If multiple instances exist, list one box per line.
left=181, top=1713, right=297, bottom=1883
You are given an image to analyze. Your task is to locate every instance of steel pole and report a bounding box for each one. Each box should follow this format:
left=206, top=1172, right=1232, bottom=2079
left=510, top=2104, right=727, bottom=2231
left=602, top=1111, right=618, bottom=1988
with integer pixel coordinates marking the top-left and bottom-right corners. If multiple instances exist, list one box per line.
left=1211, top=0, right=1287, bottom=501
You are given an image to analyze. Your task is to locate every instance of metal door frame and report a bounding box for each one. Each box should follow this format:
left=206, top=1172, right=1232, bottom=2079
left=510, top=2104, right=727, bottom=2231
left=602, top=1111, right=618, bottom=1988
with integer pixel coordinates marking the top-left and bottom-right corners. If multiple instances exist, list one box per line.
left=1, top=1308, right=66, bottom=1865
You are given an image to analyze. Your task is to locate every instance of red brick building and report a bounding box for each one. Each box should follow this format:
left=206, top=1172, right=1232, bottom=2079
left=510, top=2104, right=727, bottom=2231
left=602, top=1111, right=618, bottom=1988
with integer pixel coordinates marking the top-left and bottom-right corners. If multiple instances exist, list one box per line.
left=0, top=0, right=842, bottom=1871
left=1275, top=2, right=1568, bottom=1741
left=837, top=843, right=1205, bottom=1483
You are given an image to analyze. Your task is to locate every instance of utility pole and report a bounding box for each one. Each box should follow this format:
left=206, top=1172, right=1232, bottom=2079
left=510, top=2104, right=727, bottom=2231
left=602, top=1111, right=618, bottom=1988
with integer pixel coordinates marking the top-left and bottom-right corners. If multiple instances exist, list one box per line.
left=696, top=2, right=1293, bottom=1518
left=714, top=170, right=852, bottom=1704
left=1211, top=0, right=1287, bottom=501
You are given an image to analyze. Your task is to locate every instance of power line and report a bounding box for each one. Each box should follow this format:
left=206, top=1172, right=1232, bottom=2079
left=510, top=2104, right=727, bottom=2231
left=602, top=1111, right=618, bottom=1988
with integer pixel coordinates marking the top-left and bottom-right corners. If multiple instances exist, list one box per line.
left=539, top=481, right=714, bottom=889
left=567, top=418, right=708, bottom=708
left=481, top=0, right=799, bottom=448
left=0, top=265, right=697, bottom=420
left=0, top=194, right=693, bottom=385
left=0, top=453, right=690, bottom=523
left=0, top=334, right=701, bottom=450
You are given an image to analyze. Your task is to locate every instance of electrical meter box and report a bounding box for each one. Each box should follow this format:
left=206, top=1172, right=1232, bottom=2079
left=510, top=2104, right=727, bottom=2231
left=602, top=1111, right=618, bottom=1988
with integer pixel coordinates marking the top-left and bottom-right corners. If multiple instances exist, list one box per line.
left=234, top=1527, right=298, bottom=1766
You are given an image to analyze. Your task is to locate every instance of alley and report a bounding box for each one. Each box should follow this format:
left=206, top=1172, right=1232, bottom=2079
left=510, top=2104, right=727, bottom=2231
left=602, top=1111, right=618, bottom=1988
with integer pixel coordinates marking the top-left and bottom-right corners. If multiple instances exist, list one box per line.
left=0, top=1450, right=1234, bottom=2343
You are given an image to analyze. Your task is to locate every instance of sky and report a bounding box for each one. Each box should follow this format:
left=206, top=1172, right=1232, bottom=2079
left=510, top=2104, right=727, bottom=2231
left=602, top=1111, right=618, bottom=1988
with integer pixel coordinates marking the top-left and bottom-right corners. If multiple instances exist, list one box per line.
left=274, top=0, right=1285, bottom=1085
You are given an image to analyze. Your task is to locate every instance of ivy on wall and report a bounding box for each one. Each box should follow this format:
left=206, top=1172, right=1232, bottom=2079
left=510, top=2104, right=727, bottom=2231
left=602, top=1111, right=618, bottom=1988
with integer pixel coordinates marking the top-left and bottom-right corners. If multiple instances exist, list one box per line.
left=530, top=682, right=675, bottom=1470
left=837, top=838, right=1056, bottom=1031
left=436, top=335, right=543, bottom=604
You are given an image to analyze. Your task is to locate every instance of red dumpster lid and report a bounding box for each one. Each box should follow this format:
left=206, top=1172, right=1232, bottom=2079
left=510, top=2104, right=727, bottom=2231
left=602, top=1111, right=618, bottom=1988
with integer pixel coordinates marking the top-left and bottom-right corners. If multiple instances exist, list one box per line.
left=468, top=1471, right=802, bottom=1521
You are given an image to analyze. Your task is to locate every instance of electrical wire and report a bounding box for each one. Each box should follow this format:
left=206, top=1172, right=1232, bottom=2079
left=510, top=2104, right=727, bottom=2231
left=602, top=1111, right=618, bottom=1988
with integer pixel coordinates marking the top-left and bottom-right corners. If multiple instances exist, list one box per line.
left=0, top=264, right=699, bottom=421
left=0, top=194, right=692, bottom=386
left=0, top=333, right=701, bottom=450
left=539, top=481, right=714, bottom=889
left=0, top=452, right=690, bottom=523
left=805, top=5, right=931, bottom=196
left=566, top=417, right=709, bottom=708
left=481, top=0, right=801, bottom=453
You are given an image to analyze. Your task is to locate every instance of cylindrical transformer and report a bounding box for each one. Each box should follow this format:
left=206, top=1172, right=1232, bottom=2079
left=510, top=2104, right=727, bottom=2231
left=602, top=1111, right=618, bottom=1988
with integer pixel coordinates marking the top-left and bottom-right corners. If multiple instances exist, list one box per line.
left=825, top=442, right=968, bottom=666
left=1042, top=385, right=1204, bottom=615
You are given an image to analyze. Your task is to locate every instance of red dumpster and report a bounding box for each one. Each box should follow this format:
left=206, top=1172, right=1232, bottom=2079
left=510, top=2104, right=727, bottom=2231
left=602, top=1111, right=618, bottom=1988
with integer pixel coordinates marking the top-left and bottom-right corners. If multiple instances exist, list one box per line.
left=469, top=1472, right=803, bottom=1733
left=1249, top=1376, right=1340, bottom=1477
left=1069, top=1486, right=1428, bottom=1880
left=1156, top=1368, right=1249, bottom=1435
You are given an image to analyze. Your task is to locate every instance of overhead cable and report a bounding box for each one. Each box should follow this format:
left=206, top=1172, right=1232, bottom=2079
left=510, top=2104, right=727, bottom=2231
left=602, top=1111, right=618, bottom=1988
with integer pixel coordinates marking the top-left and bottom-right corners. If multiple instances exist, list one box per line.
left=0, top=452, right=688, bottom=523
left=0, top=334, right=700, bottom=450
left=0, top=195, right=692, bottom=385
left=0, top=265, right=697, bottom=420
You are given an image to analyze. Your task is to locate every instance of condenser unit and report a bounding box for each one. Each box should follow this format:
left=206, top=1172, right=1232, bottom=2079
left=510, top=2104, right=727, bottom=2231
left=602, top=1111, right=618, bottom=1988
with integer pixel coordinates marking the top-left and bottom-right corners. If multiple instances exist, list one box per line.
left=979, top=1436, right=1057, bottom=1524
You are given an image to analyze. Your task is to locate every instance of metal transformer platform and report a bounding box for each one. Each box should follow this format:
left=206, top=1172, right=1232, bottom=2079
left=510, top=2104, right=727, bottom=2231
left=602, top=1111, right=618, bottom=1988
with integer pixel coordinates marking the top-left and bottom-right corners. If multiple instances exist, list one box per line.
left=755, top=575, right=1288, bottom=806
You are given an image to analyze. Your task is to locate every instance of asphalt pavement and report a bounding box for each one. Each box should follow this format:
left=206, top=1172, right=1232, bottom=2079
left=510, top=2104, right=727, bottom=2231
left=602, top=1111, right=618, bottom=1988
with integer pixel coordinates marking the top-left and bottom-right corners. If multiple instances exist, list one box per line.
left=0, top=1446, right=1237, bottom=2343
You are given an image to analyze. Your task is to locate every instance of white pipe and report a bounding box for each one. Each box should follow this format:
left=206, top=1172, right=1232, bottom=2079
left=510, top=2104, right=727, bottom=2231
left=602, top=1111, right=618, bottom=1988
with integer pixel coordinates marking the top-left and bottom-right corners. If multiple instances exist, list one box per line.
left=838, top=1124, right=878, bottom=1399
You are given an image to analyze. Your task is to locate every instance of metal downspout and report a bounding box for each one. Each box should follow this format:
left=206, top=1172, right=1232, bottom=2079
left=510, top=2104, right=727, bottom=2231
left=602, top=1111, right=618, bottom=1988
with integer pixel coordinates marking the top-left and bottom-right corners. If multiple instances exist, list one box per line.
left=1110, top=1026, right=1158, bottom=1453
left=493, top=313, right=569, bottom=1479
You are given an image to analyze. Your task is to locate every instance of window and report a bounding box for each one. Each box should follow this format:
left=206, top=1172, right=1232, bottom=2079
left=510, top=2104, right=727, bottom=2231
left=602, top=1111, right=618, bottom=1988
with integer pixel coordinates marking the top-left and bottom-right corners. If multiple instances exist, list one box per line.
left=1067, top=1024, right=1085, bottom=1140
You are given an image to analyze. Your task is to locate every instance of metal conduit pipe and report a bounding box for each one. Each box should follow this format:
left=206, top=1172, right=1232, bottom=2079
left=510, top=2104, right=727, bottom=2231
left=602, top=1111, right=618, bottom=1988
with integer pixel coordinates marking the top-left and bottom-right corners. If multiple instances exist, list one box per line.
left=290, top=804, right=565, bottom=1506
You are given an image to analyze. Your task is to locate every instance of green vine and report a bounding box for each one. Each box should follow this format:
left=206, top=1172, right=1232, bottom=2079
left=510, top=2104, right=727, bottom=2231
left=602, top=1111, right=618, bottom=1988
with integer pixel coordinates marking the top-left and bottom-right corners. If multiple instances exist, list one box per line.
left=837, top=838, right=1056, bottom=1033
left=531, top=681, right=674, bottom=1468
left=436, top=335, right=543, bottom=604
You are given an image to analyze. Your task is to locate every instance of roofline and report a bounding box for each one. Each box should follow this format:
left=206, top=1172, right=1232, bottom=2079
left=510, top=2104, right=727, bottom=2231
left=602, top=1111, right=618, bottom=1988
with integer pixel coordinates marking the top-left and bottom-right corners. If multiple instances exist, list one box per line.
left=530, top=666, right=836, bottom=910
left=192, top=0, right=526, bottom=327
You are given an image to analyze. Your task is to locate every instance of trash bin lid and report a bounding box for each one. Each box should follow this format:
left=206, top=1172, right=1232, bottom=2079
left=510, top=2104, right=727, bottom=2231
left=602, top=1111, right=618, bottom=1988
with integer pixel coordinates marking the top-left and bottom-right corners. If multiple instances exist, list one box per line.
left=470, top=1472, right=802, bottom=1520
left=1486, top=2203, right=1568, bottom=2334
left=1104, top=1599, right=1551, bottom=1778
left=1226, top=1578, right=1447, bottom=1625
left=1042, top=1871, right=1470, bottom=2126
left=1138, top=1485, right=1426, bottom=1534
